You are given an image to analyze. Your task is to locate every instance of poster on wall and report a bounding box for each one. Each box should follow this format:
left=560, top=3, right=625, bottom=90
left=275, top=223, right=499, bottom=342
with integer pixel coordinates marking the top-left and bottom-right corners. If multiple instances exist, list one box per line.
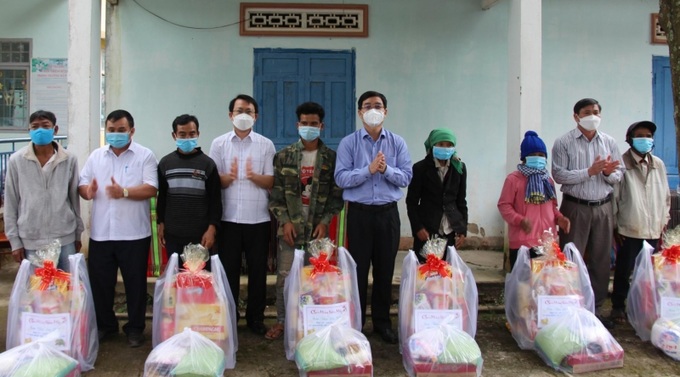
left=30, top=58, right=68, bottom=132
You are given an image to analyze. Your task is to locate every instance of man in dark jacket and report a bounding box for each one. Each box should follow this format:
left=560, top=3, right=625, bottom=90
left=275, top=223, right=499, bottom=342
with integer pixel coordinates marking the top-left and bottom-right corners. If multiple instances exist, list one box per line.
left=406, top=128, right=468, bottom=262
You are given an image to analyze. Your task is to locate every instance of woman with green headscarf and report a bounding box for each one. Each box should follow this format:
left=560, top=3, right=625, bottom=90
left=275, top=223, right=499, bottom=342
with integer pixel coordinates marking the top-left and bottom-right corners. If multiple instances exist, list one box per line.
left=406, top=128, right=468, bottom=262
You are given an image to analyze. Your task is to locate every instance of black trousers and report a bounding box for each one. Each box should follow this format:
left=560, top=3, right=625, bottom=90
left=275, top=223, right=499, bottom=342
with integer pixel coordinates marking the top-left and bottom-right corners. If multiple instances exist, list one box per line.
left=611, top=237, right=659, bottom=310
left=88, top=237, right=150, bottom=335
left=218, top=221, right=270, bottom=325
left=412, top=231, right=456, bottom=264
left=346, top=202, right=400, bottom=332
left=508, top=247, right=540, bottom=272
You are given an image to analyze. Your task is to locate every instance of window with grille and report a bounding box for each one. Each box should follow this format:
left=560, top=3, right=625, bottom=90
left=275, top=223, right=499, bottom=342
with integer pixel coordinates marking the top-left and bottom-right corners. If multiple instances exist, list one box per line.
left=0, top=40, right=31, bottom=129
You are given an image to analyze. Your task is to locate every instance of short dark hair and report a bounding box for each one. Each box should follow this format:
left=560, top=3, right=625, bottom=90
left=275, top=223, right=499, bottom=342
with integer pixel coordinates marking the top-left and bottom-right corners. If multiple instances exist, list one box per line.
left=357, top=91, right=387, bottom=110
left=229, top=94, right=259, bottom=114
left=29, top=110, right=56, bottom=126
left=106, top=109, right=135, bottom=128
left=573, top=98, right=601, bottom=115
left=296, top=102, right=325, bottom=121
left=172, top=114, right=199, bottom=133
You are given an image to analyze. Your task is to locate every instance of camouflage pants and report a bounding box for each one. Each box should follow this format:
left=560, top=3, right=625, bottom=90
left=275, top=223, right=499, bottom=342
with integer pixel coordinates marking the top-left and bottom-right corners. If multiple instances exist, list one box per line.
left=275, top=237, right=295, bottom=323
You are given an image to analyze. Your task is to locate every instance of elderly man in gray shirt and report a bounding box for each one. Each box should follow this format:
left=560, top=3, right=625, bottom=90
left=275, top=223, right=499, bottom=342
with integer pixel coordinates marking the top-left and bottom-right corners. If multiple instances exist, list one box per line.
left=551, top=98, right=624, bottom=329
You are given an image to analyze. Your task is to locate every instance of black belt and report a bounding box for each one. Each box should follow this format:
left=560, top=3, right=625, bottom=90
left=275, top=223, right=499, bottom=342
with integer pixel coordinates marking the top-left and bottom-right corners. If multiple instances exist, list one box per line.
left=563, top=193, right=612, bottom=207
left=348, top=201, right=397, bottom=213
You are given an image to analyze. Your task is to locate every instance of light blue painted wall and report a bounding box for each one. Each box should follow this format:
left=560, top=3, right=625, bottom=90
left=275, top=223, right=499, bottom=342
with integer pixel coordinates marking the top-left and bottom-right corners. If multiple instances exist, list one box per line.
left=108, top=0, right=668, bottom=242
left=0, top=0, right=69, bottom=141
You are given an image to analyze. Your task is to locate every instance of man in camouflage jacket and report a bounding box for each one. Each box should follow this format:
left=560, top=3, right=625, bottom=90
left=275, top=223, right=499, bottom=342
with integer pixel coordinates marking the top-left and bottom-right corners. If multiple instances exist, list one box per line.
left=266, top=102, right=344, bottom=340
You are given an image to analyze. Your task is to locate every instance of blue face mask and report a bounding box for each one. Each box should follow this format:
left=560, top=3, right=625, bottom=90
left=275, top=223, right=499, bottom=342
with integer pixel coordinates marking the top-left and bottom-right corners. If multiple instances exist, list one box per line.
left=298, top=126, right=321, bottom=141
left=432, top=146, right=455, bottom=160
left=632, top=137, right=654, bottom=154
left=525, top=156, right=547, bottom=170
left=106, top=132, right=130, bottom=149
left=29, top=128, right=54, bottom=146
left=176, top=138, right=198, bottom=153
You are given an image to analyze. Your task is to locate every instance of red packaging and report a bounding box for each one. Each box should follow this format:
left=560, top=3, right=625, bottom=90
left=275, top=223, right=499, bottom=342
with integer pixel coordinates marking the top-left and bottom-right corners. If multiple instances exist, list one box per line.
left=307, top=365, right=372, bottom=376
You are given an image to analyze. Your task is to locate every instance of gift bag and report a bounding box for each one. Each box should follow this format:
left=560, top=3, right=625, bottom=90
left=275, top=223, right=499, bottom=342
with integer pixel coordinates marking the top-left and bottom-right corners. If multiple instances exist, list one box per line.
left=152, top=245, right=237, bottom=369
left=0, top=331, right=79, bottom=377
left=534, top=307, right=624, bottom=374
left=399, top=238, right=478, bottom=357
left=651, top=316, right=680, bottom=361
left=294, top=319, right=372, bottom=377
left=504, top=232, right=594, bottom=350
left=6, top=242, right=98, bottom=372
left=403, top=315, right=483, bottom=377
left=284, top=239, right=361, bottom=361
left=144, top=327, right=225, bottom=377
left=627, top=241, right=658, bottom=341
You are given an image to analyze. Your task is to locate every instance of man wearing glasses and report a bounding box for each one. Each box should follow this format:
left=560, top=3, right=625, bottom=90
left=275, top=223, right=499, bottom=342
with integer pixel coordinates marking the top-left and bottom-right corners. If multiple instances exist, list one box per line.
left=334, top=91, right=413, bottom=344
left=209, top=94, right=276, bottom=335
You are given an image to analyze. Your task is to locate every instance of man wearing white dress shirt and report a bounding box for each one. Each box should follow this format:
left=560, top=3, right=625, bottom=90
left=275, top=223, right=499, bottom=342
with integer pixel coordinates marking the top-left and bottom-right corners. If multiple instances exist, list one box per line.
left=209, top=94, right=276, bottom=335
left=551, top=98, right=624, bottom=328
left=79, top=109, right=158, bottom=347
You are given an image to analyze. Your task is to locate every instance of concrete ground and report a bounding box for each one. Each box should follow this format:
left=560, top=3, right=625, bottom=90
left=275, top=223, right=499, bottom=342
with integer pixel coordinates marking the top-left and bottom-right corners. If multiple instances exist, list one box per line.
left=1, top=250, right=680, bottom=376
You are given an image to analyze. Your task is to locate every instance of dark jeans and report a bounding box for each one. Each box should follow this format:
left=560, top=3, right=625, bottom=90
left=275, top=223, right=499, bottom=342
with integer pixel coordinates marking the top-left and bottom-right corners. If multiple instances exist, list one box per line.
left=217, top=221, right=270, bottom=325
left=611, top=237, right=659, bottom=310
left=88, top=237, right=150, bottom=335
left=346, top=202, right=400, bottom=332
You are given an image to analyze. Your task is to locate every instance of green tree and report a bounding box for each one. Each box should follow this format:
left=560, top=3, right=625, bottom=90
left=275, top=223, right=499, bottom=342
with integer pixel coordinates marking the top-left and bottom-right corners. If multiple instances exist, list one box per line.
left=659, top=1, right=680, bottom=166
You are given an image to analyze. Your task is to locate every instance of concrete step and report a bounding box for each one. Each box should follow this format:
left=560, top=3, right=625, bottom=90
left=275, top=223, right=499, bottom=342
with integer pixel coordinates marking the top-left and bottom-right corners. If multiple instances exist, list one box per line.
left=117, top=249, right=507, bottom=318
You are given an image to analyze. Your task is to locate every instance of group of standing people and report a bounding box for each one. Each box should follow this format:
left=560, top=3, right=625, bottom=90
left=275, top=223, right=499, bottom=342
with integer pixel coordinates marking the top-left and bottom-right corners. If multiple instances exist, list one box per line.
left=498, top=97, right=671, bottom=329
left=3, top=94, right=668, bottom=351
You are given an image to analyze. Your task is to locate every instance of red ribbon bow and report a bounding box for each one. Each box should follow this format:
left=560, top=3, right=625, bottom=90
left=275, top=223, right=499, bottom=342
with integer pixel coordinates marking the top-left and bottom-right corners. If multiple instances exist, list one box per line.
left=34, top=260, right=71, bottom=291
left=176, top=261, right=213, bottom=288
left=419, top=254, right=452, bottom=278
left=553, top=242, right=566, bottom=262
left=662, top=245, right=680, bottom=265
left=309, top=252, right=340, bottom=278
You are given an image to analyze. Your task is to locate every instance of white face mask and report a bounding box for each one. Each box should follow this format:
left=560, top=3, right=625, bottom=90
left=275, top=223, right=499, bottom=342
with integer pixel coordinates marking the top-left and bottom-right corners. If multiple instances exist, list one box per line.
left=232, top=113, right=255, bottom=131
left=578, top=115, right=601, bottom=131
left=362, top=109, right=385, bottom=128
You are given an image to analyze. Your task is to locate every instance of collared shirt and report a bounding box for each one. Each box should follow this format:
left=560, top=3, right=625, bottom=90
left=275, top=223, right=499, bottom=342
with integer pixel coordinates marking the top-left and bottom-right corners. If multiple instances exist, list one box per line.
left=551, top=127, right=624, bottom=201
left=334, top=127, right=412, bottom=205
left=433, top=155, right=453, bottom=235
left=209, top=130, right=275, bottom=224
left=79, top=141, right=158, bottom=241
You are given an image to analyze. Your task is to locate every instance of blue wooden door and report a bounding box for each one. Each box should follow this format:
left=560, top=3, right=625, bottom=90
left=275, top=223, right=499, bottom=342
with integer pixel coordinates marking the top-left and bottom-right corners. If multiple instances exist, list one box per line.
left=653, top=56, right=677, bottom=188
left=254, top=48, right=355, bottom=150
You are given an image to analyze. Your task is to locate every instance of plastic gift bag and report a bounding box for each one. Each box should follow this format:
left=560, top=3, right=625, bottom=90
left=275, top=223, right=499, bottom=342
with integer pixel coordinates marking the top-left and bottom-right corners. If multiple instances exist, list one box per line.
left=144, top=327, right=225, bottom=377
left=403, top=315, right=483, bottom=377
left=6, top=242, right=98, bottom=371
left=534, top=306, right=624, bottom=374
left=504, top=231, right=595, bottom=350
left=152, top=244, right=237, bottom=369
left=399, top=238, right=478, bottom=357
left=0, top=331, right=79, bottom=377
left=294, top=319, right=372, bottom=377
left=651, top=316, right=680, bottom=361
left=284, top=238, right=361, bottom=360
left=627, top=241, right=658, bottom=341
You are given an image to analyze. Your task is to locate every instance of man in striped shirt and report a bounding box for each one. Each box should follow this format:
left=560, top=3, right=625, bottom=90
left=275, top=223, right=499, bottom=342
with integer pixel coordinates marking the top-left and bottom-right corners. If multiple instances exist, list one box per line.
left=551, top=98, right=624, bottom=329
left=157, top=114, right=222, bottom=257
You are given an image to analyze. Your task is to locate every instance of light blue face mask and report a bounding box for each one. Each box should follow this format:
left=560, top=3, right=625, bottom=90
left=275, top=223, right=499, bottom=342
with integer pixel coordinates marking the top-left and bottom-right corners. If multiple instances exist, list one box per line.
left=432, top=146, right=455, bottom=160
left=176, top=138, right=198, bottom=153
left=525, top=156, right=547, bottom=170
left=298, top=126, right=321, bottom=141
left=106, top=132, right=130, bottom=149
left=29, top=128, right=55, bottom=146
left=632, top=137, right=654, bottom=154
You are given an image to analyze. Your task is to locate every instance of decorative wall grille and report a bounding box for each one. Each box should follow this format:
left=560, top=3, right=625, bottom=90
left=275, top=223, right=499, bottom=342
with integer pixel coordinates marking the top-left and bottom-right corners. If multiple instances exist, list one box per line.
left=651, top=13, right=667, bottom=45
left=240, top=3, right=368, bottom=37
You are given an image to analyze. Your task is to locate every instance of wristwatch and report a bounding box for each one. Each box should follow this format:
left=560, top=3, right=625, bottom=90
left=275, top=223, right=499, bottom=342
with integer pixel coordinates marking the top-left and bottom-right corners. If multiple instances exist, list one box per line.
left=122, top=188, right=129, bottom=198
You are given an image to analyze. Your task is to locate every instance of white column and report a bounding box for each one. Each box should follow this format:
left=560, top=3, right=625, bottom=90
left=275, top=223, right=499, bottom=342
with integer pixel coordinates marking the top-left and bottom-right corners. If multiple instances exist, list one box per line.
left=506, top=0, right=542, bottom=174
left=68, top=0, right=101, bottom=250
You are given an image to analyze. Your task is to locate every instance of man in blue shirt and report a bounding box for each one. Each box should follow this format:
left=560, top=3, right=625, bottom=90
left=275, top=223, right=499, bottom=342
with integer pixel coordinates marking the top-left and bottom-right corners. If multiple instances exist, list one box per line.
left=335, top=90, right=413, bottom=344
